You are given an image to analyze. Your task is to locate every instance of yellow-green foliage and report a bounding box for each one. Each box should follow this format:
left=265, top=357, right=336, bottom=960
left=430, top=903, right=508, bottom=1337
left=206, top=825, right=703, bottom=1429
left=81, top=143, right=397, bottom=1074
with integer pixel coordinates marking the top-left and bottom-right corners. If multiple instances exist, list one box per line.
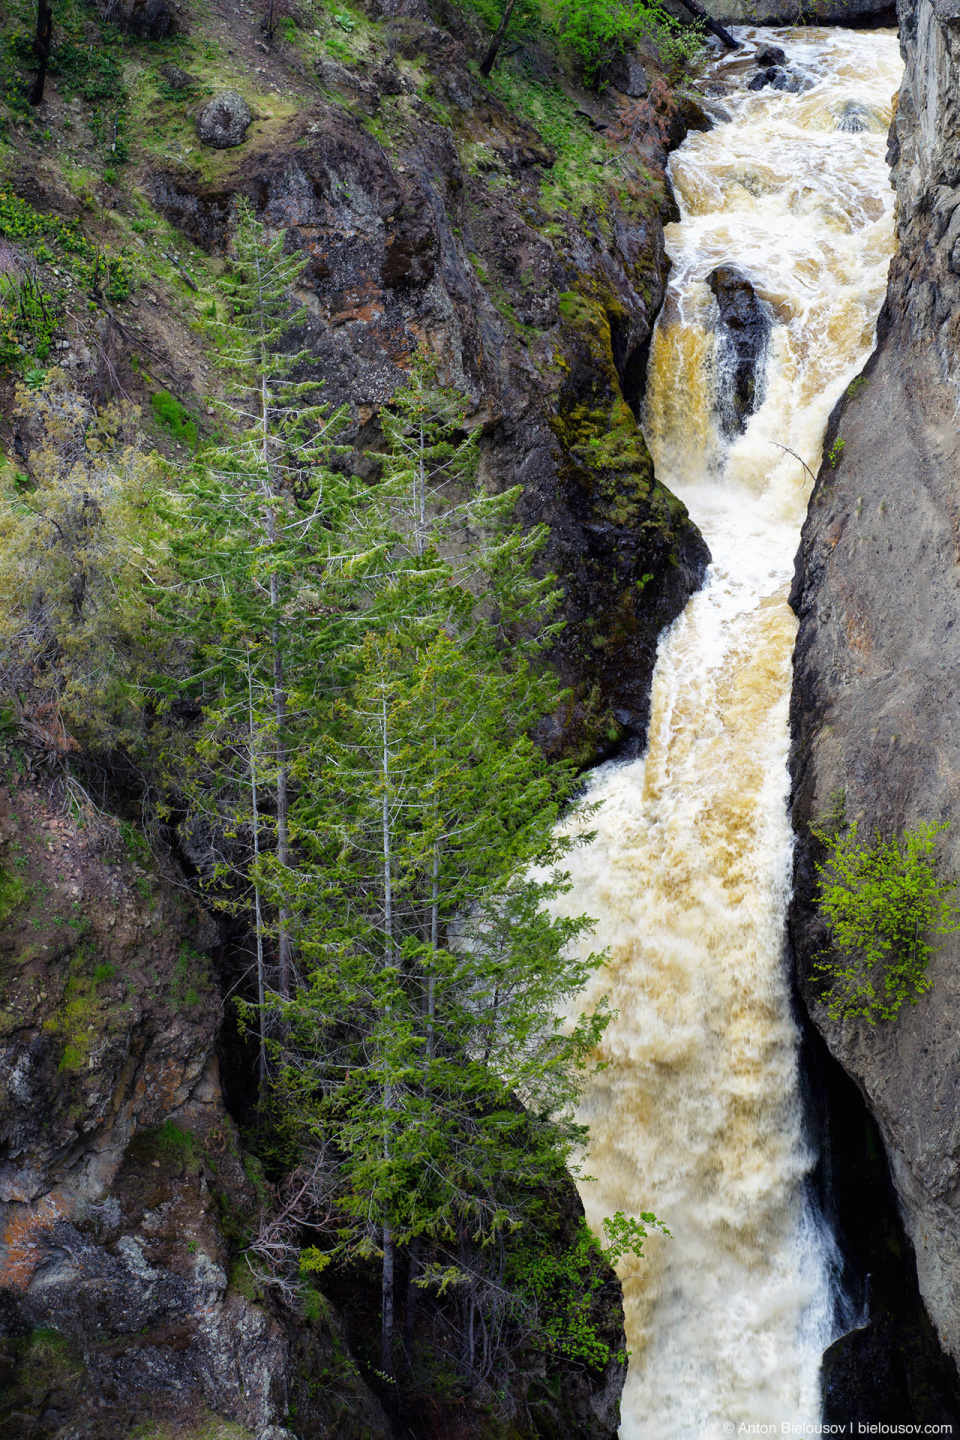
left=813, top=809, right=960, bottom=1023
left=15, top=1327, right=84, bottom=1394
left=0, top=862, right=25, bottom=923
left=553, top=399, right=654, bottom=520
left=486, top=65, right=615, bottom=218
left=129, top=1417, right=254, bottom=1440
left=0, top=375, right=171, bottom=752
left=44, top=940, right=118, bottom=1071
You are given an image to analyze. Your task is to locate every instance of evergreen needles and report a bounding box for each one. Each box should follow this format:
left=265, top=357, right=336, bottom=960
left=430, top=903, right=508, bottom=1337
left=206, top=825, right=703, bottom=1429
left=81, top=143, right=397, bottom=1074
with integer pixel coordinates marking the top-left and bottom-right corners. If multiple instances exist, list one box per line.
left=151, top=202, right=658, bottom=1391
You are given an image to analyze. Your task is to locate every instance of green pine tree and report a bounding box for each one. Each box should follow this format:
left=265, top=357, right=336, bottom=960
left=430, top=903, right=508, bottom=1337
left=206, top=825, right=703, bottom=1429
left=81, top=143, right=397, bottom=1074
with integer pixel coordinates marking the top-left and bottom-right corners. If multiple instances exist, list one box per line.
left=153, top=200, right=369, bottom=1076
left=261, top=354, right=619, bottom=1384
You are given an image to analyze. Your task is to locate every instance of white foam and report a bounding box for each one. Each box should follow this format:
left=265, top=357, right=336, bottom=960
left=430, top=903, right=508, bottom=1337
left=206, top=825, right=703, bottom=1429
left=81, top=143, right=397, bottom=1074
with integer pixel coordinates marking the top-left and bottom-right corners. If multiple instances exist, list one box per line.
left=555, top=28, right=903, bottom=1439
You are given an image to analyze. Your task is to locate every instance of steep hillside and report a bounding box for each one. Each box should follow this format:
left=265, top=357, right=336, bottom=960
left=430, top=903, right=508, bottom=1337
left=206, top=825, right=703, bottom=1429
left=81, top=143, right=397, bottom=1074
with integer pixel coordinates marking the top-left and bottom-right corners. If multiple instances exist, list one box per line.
left=0, top=0, right=708, bottom=762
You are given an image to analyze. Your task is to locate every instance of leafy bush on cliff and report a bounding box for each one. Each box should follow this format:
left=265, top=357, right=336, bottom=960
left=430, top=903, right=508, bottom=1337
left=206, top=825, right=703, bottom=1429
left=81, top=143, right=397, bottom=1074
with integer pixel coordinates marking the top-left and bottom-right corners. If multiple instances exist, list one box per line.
left=813, top=804, right=960, bottom=1023
left=552, top=0, right=703, bottom=85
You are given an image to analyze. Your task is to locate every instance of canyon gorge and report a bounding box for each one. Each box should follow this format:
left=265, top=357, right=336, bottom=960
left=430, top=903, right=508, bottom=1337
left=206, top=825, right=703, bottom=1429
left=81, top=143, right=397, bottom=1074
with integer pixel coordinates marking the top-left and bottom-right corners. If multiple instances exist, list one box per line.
left=0, top=0, right=957, bottom=1433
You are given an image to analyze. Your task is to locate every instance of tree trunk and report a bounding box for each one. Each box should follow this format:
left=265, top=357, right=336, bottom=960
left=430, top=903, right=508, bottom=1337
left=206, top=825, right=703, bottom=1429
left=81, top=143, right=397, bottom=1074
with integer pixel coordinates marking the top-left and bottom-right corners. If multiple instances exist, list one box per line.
left=29, top=0, right=52, bottom=106
left=382, top=693, right=394, bottom=963
left=405, top=1235, right=421, bottom=1358
left=380, top=694, right=396, bottom=1380
left=427, top=844, right=438, bottom=1060
left=272, top=592, right=292, bottom=998
left=479, top=0, right=517, bottom=77
left=382, top=1221, right=395, bottom=1377
left=246, top=653, right=269, bottom=1092
left=260, top=358, right=292, bottom=998
left=672, top=0, right=740, bottom=50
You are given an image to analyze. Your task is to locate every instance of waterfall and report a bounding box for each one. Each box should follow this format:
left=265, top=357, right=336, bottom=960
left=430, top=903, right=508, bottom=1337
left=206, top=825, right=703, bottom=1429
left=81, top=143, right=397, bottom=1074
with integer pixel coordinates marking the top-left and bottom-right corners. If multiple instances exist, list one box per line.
left=554, top=28, right=904, bottom=1437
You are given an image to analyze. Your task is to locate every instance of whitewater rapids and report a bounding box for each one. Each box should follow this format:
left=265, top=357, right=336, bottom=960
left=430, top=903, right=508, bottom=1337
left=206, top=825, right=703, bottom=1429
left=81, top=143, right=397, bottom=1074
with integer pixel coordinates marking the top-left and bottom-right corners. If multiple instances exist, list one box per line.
left=554, top=27, right=904, bottom=1439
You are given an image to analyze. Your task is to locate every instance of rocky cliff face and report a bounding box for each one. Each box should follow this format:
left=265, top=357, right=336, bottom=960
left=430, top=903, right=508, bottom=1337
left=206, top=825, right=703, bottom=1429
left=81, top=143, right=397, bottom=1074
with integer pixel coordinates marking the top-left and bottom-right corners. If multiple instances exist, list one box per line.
left=788, top=0, right=960, bottom=1407
left=0, top=765, right=627, bottom=1439
left=145, top=0, right=710, bottom=763
left=697, top=0, right=894, bottom=25
left=0, top=775, right=395, bottom=1440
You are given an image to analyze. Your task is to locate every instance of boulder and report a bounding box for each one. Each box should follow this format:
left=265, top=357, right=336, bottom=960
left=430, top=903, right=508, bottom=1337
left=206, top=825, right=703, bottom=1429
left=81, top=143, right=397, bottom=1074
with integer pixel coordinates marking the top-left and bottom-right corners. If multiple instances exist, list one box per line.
left=608, top=53, right=650, bottom=98
left=707, top=266, right=771, bottom=435
left=748, top=64, right=811, bottom=93
left=755, top=43, right=787, bottom=65
left=196, top=90, right=252, bottom=149
left=159, top=63, right=197, bottom=90
left=97, top=0, right=173, bottom=38
left=836, top=99, right=877, bottom=132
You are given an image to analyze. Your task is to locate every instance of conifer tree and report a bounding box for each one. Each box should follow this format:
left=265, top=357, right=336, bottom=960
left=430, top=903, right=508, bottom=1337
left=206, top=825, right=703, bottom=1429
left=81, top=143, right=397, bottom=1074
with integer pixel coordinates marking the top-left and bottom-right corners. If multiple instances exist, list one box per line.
left=265, top=355, right=613, bottom=1382
left=156, top=200, right=366, bottom=1061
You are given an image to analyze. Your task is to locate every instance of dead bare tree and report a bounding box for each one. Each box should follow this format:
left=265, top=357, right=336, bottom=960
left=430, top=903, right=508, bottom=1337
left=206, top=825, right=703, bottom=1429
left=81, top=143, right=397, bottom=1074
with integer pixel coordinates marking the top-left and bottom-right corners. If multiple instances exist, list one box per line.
left=29, top=0, right=52, bottom=106
left=479, top=0, right=518, bottom=77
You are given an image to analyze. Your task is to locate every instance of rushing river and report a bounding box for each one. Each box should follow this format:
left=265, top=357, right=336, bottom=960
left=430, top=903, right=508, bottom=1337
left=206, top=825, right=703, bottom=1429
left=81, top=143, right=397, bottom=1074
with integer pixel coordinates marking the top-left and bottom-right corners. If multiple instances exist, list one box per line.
left=555, top=28, right=904, bottom=1438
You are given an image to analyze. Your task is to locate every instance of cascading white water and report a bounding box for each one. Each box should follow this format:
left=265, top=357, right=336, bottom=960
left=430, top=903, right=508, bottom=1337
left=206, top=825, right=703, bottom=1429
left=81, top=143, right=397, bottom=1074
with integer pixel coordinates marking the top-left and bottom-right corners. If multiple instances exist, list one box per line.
left=554, top=28, right=903, bottom=1438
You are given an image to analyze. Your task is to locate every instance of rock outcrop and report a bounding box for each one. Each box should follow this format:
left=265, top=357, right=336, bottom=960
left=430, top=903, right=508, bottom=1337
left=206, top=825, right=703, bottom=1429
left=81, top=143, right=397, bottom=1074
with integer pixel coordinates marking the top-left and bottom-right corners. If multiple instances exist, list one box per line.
left=0, top=778, right=390, bottom=1439
left=196, top=90, right=253, bottom=149
left=152, top=17, right=708, bottom=763
left=788, top=0, right=960, bottom=1403
left=692, top=0, right=895, bottom=24
left=707, top=266, right=771, bottom=435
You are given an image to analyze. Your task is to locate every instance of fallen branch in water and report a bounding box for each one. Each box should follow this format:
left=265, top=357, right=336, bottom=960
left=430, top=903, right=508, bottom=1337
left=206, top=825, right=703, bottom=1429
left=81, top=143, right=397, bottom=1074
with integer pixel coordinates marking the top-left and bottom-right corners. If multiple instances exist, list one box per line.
left=770, top=441, right=818, bottom=486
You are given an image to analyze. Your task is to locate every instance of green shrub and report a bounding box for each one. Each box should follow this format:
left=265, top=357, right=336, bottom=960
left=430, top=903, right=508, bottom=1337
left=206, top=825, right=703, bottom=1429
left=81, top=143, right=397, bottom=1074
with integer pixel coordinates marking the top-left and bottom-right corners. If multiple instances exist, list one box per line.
left=505, top=1211, right=666, bottom=1368
left=0, top=272, right=57, bottom=364
left=50, top=42, right=123, bottom=102
left=0, top=864, right=25, bottom=923
left=156, top=1118, right=197, bottom=1162
left=0, top=191, right=131, bottom=369
left=151, top=390, right=198, bottom=449
left=553, top=0, right=702, bottom=86
left=813, top=805, right=960, bottom=1023
left=467, top=0, right=539, bottom=35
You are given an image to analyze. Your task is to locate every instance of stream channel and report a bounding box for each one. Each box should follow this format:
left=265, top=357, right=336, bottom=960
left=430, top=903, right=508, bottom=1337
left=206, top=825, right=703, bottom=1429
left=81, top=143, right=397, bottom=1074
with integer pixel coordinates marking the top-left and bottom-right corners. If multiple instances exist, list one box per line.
left=553, top=27, right=904, bottom=1438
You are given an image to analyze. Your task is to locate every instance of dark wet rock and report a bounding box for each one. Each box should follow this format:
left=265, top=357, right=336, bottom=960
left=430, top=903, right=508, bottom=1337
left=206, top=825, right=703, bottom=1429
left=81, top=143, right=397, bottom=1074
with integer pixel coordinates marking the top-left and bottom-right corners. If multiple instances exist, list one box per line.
left=96, top=0, right=174, bottom=38
left=608, top=53, right=650, bottom=97
left=822, top=1320, right=960, bottom=1424
left=748, top=64, right=812, bottom=92
left=805, top=1028, right=960, bottom=1425
left=755, top=42, right=787, bottom=64
left=196, top=90, right=252, bottom=149
left=747, top=65, right=778, bottom=89
left=774, top=69, right=812, bottom=91
left=707, top=265, right=771, bottom=435
left=837, top=99, right=875, bottom=131
left=700, top=95, right=734, bottom=124
left=674, top=93, right=714, bottom=135
left=158, top=63, right=196, bottom=90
